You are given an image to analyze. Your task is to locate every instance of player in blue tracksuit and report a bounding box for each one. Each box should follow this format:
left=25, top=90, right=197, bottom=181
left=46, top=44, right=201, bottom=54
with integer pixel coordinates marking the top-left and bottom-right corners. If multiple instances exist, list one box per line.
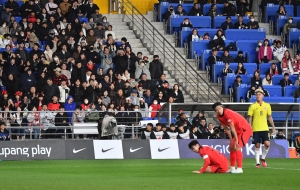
left=0, top=122, right=10, bottom=141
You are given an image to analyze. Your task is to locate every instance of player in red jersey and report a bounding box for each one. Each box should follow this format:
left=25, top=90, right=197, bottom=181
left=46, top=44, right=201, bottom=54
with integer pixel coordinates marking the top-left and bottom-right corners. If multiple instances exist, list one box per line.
left=188, top=140, right=228, bottom=174
left=212, top=102, right=252, bottom=174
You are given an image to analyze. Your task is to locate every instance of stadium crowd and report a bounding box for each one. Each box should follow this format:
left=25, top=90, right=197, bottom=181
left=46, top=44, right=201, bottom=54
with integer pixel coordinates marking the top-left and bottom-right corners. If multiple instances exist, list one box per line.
left=0, top=0, right=186, bottom=140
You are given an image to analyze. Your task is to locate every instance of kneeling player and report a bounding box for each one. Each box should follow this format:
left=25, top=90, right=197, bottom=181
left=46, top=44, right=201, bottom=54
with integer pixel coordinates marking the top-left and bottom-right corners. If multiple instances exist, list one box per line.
left=188, top=140, right=228, bottom=174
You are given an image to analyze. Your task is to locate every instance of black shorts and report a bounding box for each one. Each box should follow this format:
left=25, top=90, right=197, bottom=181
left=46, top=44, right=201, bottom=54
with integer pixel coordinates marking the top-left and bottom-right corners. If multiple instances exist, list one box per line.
left=252, top=131, right=270, bottom=144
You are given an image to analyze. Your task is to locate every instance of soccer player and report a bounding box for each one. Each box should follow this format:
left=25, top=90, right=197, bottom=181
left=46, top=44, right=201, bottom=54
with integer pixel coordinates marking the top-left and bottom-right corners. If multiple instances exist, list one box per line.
left=248, top=89, right=276, bottom=168
left=212, top=102, right=252, bottom=174
left=188, top=140, right=228, bottom=174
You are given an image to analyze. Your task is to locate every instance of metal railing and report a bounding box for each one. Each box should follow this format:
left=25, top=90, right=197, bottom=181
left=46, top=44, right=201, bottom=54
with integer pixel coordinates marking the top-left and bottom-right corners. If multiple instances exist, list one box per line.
left=120, top=0, right=224, bottom=103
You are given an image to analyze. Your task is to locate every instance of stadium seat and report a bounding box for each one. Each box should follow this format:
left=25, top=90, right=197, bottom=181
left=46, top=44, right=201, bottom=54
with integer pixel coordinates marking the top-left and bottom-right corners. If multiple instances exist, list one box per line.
left=270, top=75, right=297, bottom=85
left=213, top=16, right=250, bottom=28
left=247, top=51, right=258, bottom=63
left=248, top=96, right=295, bottom=103
left=179, top=28, right=217, bottom=47
left=25, top=48, right=32, bottom=53
left=259, top=63, right=283, bottom=75
left=265, top=4, right=294, bottom=23
left=79, top=17, right=88, bottom=23
left=276, top=16, right=300, bottom=35
left=263, top=85, right=283, bottom=97
left=225, top=29, right=266, bottom=40
left=288, top=28, right=300, bottom=48
left=191, top=40, right=234, bottom=59
left=284, top=86, right=299, bottom=97
left=203, top=4, right=225, bottom=16
left=223, top=74, right=252, bottom=94
left=158, top=2, right=194, bottom=22
left=17, top=1, right=24, bottom=8
left=142, top=117, right=152, bottom=120
left=14, top=16, right=22, bottom=23
left=235, top=85, right=251, bottom=102
left=159, top=117, right=167, bottom=123
left=236, top=40, right=258, bottom=52
left=168, top=16, right=211, bottom=34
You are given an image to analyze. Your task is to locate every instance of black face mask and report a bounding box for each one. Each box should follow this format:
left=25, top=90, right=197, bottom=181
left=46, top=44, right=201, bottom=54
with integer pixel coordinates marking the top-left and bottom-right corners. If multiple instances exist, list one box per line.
left=90, top=47, right=94, bottom=50
left=170, top=9, right=173, bottom=11
left=50, top=33, right=54, bottom=35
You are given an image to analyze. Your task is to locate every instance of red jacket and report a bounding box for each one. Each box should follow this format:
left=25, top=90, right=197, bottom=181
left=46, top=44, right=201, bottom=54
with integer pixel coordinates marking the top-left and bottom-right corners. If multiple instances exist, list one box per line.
left=48, top=102, right=60, bottom=111
left=149, top=104, right=161, bottom=119
left=28, top=15, right=36, bottom=23
left=258, top=46, right=273, bottom=61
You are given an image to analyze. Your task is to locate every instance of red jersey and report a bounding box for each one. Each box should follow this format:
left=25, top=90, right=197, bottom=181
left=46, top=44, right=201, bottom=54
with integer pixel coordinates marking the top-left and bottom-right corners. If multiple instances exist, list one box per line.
left=198, top=146, right=227, bottom=173
left=217, top=108, right=251, bottom=134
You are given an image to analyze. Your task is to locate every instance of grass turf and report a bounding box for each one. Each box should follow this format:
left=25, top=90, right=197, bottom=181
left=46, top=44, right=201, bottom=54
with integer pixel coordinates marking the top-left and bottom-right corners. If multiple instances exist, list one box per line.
left=0, top=159, right=299, bottom=190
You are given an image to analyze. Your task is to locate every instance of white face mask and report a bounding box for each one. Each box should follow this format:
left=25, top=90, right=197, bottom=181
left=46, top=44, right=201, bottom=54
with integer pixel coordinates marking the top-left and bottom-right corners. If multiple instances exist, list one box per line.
left=54, top=57, right=58, bottom=61
left=153, top=102, right=158, bottom=105
left=258, top=43, right=262, bottom=46
left=2, top=24, right=6, bottom=27
left=103, top=20, right=107, bottom=22
left=184, top=22, right=189, bottom=24
left=250, top=19, right=254, bottom=22
left=134, top=109, right=139, bottom=111
left=140, top=63, right=145, bottom=66
left=289, top=20, right=293, bottom=23
left=62, top=32, right=65, bottom=35
left=84, top=100, right=88, bottom=104
left=21, top=34, right=24, bottom=36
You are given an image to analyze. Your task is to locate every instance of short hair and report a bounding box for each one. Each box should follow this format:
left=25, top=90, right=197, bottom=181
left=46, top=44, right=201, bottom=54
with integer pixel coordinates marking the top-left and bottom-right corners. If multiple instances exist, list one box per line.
left=188, top=140, right=199, bottom=149
left=147, top=123, right=153, bottom=127
left=226, top=16, right=231, bottom=20
left=0, top=122, right=6, bottom=127
left=170, top=123, right=175, bottom=127
left=284, top=73, right=289, bottom=76
left=156, top=123, right=162, bottom=127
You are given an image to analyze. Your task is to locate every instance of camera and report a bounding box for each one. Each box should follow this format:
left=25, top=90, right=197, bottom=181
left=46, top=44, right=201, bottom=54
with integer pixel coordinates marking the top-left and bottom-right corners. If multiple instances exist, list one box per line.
left=214, top=129, right=220, bottom=134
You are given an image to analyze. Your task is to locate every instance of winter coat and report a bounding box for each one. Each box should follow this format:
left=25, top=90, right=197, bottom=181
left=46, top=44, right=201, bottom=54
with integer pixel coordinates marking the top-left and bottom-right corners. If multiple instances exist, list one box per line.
left=135, top=65, right=151, bottom=80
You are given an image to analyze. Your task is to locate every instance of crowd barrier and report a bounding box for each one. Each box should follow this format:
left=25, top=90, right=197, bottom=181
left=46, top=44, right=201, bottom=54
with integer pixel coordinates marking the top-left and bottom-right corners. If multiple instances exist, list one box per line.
left=0, top=139, right=289, bottom=160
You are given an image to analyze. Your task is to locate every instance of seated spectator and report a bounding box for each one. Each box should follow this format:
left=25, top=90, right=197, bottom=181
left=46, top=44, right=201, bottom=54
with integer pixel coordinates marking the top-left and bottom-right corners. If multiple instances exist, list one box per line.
left=48, top=95, right=61, bottom=111
left=281, top=50, right=294, bottom=75
left=221, top=16, right=234, bottom=30
left=234, top=15, right=247, bottom=29
left=262, top=74, right=273, bottom=85
left=280, top=73, right=293, bottom=87
left=246, top=85, right=256, bottom=99
left=247, top=15, right=260, bottom=29
left=92, top=7, right=103, bottom=23
left=53, top=68, right=69, bottom=86
left=209, top=30, right=225, bottom=51
left=258, top=39, right=272, bottom=64
left=202, top=33, right=210, bottom=40
left=222, top=62, right=233, bottom=76
left=233, top=75, right=242, bottom=89
left=138, top=98, right=149, bottom=117
left=44, top=42, right=58, bottom=62
left=283, top=17, right=295, bottom=37
left=157, top=90, right=167, bottom=104
left=180, top=18, right=193, bottom=30
left=235, top=62, right=247, bottom=75
left=188, top=3, right=203, bottom=16
left=277, top=5, right=287, bottom=17
left=221, top=49, right=234, bottom=63
left=175, top=4, right=187, bottom=16
left=293, top=86, right=300, bottom=98
left=234, top=50, right=247, bottom=63
left=257, top=85, right=270, bottom=97
left=223, top=1, right=236, bottom=16
left=266, top=63, right=279, bottom=76
left=251, top=70, right=262, bottom=87
left=295, top=73, right=300, bottom=86
left=207, top=3, right=218, bottom=18
left=46, top=0, right=58, bottom=15
left=163, top=6, right=174, bottom=22
left=149, top=55, right=164, bottom=81
left=273, top=41, right=287, bottom=63
left=58, top=80, right=70, bottom=104
left=143, top=89, right=154, bottom=106
left=59, top=0, right=71, bottom=15
left=275, top=129, right=286, bottom=140
left=148, top=99, right=161, bottom=119
left=192, top=110, right=205, bottom=126
left=188, top=28, right=201, bottom=42
left=135, top=60, right=151, bottom=80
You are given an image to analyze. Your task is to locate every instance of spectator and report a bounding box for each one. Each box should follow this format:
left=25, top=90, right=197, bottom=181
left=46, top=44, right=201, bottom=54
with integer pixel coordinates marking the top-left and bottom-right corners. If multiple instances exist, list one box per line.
left=257, top=85, right=270, bottom=97
left=262, top=74, right=273, bottom=85
left=175, top=112, right=192, bottom=129
left=189, top=3, right=203, bottom=16
left=222, top=62, right=233, bottom=76
left=135, top=60, right=151, bottom=80
left=115, top=105, right=128, bottom=125
left=163, top=6, right=174, bottom=22
left=177, top=123, right=193, bottom=139
left=236, top=0, right=249, bottom=16
left=234, top=15, right=247, bottom=29
left=59, top=0, right=71, bottom=15
left=148, top=99, right=161, bottom=119
left=233, top=75, right=243, bottom=89
left=273, top=41, right=287, bottom=63
left=246, top=85, right=256, bottom=99
left=5, top=0, right=19, bottom=16
left=43, top=78, right=60, bottom=103
left=85, top=0, right=99, bottom=18
left=235, top=62, right=247, bottom=75
left=104, top=25, right=116, bottom=40
left=45, top=0, right=58, bottom=15
left=208, top=48, right=221, bottom=80
left=40, top=104, right=55, bottom=138
left=58, top=79, right=70, bottom=104
left=122, top=70, right=131, bottom=81
left=129, top=89, right=139, bottom=106
left=197, top=118, right=211, bottom=139
left=281, top=50, right=294, bottom=74
left=72, top=105, right=86, bottom=139
left=251, top=70, right=262, bottom=87
left=22, top=69, right=36, bottom=94
left=180, top=18, right=193, bottom=30
left=266, top=63, right=279, bottom=76
left=175, top=4, right=187, bottom=16
left=258, top=39, right=273, bottom=64
left=91, top=8, right=103, bottom=23
left=171, top=84, right=184, bottom=103
left=149, top=55, right=164, bottom=82
left=221, top=49, right=234, bottom=63
left=53, top=67, right=69, bottom=86
left=283, top=17, right=295, bottom=37
left=44, top=43, right=57, bottom=62
left=150, top=123, right=166, bottom=139
left=292, top=86, right=300, bottom=98
left=207, top=4, right=218, bottom=18
left=275, top=129, right=287, bottom=139
left=223, top=1, right=236, bottom=16
left=192, top=110, right=205, bottom=126
left=11, top=106, right=26, bottom=140
left=280, top=73, right=293, bottom=87
left=188, top=28, right=201, bottom=42
left=234, top=51, right=247, bottom=63
left=277, top=5, right=287, bottom=17
left=129, top=104, right=143, bottom=125
left=294, top=73, right=300, bottom=86
left=141, top=123, right=153, bottom=139
left=209, top=30, right=225, bottom=50
left=221, top=16, right=234, bottom=30
left=156, top=90, right=167, bottom=104
left=247, top=15, right=260, bottom=29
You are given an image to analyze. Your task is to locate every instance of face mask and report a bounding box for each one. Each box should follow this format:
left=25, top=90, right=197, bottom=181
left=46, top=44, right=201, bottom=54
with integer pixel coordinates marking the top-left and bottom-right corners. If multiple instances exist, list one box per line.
left=134, top=109, right=139, bottom=111
left=84, top=100, right=88, bottom=104
left=21, top=34, right=24, bottom=36
left=62, top=32, right=65, bottom=35
left=140, top=63, right=145, bottom=66
left=170, top=9, right=173, bottom=11
left=184, top=22, right=189, bottom=24
left=50, top=33, right=54, bottom=35
left=289, top=20, right=293, bottom=23
left=90, top=3, right=92, bottom=4
left=103, top=20, right=107, bottom=22
left=250, top=19, right=254, bottom=22
left=153, top=102, right=158, bottom=105
left=258, top=43, right=262, bottom=46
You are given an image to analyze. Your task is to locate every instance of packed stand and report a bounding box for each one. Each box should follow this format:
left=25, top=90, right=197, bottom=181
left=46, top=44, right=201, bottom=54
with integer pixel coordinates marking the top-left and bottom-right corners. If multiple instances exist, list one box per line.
left=0, top=0, right=186, bottom=140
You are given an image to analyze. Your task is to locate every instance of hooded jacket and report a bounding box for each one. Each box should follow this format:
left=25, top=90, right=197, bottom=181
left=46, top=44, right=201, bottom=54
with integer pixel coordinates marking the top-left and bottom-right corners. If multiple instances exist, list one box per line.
left=64, top=96, right=77, bottom=122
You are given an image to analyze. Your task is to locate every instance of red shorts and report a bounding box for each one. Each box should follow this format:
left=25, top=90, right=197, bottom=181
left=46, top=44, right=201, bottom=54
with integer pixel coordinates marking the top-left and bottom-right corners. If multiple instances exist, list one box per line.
left=231, top=130, right=252, bottom=148
left=210, top=155, right=228, bottom=173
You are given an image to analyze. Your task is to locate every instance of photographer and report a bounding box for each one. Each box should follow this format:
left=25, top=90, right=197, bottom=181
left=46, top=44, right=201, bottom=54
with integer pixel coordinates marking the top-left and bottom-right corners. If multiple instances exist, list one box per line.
left=211, top=126, right=226, bottom=139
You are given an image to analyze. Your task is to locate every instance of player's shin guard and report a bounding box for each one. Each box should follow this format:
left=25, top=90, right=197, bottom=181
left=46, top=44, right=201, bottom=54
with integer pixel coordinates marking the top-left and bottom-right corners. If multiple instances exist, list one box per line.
left=262, top=146, right=269, bottom=159
left=230, top=151, right=237, bottom=168
left=255, top=148, right=260, bottom=164
left=236, top=150, right=243, bottom=168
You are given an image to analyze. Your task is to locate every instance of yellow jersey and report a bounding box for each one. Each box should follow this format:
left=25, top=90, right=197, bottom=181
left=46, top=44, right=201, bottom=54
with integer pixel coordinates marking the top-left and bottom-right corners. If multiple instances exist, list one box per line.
left=247, top=101, right=272, bottom=132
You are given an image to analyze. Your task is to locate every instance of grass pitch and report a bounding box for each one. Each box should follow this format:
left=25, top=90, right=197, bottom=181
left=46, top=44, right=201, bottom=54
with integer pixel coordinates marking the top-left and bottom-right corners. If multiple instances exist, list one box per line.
left=0, top=159, right=299, bottom=190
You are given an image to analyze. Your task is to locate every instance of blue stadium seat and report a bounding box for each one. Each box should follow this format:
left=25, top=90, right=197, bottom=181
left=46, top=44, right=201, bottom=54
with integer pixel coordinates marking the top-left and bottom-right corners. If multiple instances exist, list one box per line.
left=213, top=16, right=250, bottom=28
left=191, top=40, right=234, bottom=59
left=79, top=17, right=88, bottom=23
left=265, top=4, right=294, bottom=23
left=276, top=16, right=300, bottom=35
left=263, top=85, right=283, bottom=96
left=235, top=85, right=251, bottom=102
left=179, top=28, right=217, bottom=47
left=270, top=75, right=297, bottom=85
left=17, top=1, right=24, bottom=8
left=284, top=86, right=299, bottom=97
left=203, top=4, right=225, bottom=16
left=159, top=118, right=168, bottom=123
left=259, top=63, right=283, bottom=75
left=200, top=50, right=239, bottom=70
left=248, top=96, right=295, bottom=103
left=247, top=51, right=258, bottom=63
left=14, top=16, right=22, bottom=23
left=236, top=40, right=258, bottom=52
left=168, top=16, right=211, bottom=34
left=223, top=74, right=252, bottom=95
left=25, top=48, right=32, bottom=53
left=142, top=117, right=152, bottom=120
left=158, top=3, right=194, bottom=22
left=225, top=29, right=266, bottom=40
left=0, top=0, right=7, bottom=4
left=213, top=62, right=257, bottom=83
left=288, top=28, right=300, bottom=48
left=0, top=48, right=5, bottom=52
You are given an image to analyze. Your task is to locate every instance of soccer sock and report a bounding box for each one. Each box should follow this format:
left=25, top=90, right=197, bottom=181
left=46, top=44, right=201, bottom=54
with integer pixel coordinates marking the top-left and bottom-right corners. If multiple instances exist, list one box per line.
left=262, top=146, right=269, bottom=160
left=255, top=148, right=260, bottom=164
left=236, top=150, right=243, bottom=168
left=230, top=151, right=236, bottom=168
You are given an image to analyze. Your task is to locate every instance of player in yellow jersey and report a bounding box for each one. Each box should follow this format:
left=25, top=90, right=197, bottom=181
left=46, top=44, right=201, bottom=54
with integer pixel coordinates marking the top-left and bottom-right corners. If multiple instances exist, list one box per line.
left=247, top=89, right=276, bottom=168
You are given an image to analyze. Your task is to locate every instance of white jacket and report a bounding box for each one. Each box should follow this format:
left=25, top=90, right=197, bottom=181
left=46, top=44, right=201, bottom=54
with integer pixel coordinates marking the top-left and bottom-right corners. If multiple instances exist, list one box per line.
left=59, top=85, right=70, bottom=103
left=273, top=45, right=287, bottom=62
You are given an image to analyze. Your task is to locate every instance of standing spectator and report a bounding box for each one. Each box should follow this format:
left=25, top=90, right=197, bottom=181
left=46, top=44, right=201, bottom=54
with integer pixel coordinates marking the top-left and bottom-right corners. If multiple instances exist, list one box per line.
left=22, top=69, right=36, bottom=94
left=5, top=0, right=19, bottom=16
left=91, top=8, right=103, bottom=23
left=64, top=95, right=76, bottom=123
left=113, top=48, right=128, bottom=76
left=58, top=79, right=70, bottom=104
left=45, top=0, right=58, bottom=15
left=99, top=45, right=115, bottom=74
left=53, top=68, right=69, bottom=86
left=149, top=55, right=164, bottom=82
left=43, top=78, right=60, bottom=103
left=258, top=39, right=273, bottom=64
left=71, top=62, right=86, bottom=85
left=223, top=1, right=236, bottom=16
left=59, top=0, right=71, bottom=15
left=273, top=41, right=287, bottom=63
left=72, top=105, right=86, bottom=139
left=236, top=0, right=249, bottom=16
left=135, top=60, right=151, bottom=80
left=40, top=104, right=55, bottom=138
left=85, top=0, right=99, bottom=18
left=281, top=50, right=294, bottom=74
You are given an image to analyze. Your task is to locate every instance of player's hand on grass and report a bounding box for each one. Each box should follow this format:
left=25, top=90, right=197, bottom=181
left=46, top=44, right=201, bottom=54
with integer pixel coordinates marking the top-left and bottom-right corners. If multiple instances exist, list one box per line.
left=192, top=171, right=201, bottom=174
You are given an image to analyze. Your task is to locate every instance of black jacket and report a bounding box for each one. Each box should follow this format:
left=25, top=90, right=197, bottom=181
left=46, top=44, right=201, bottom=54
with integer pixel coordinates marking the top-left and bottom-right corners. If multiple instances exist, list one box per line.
left=69, top=86, right=83, bottom=102
left=71, top=67, right=86, bottom=85
left=280, top=79, right=292, bottom=87
left=233, top=21, right=247, bottom=29
left=188, top=7, right=203, bottom=16
left=149, top=60, right=164, bottom=79
left=236, top=0, right=249, bottom=16
left=113, top=55, right=129, bottom=76
left=42, top=83, right=60, bottom=103
left=170, top=89, right=184, bottom=103
left=223, top=3, right=236, bottom=16
left=247, top=21, right=260, bottom=29
left=221, top=55, right=234, bottom=63
left=208, top=55, right=221, bottom=66
left=234, top=55, right=247, bottom=63
left=55, top=112, right=69, bottom=126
